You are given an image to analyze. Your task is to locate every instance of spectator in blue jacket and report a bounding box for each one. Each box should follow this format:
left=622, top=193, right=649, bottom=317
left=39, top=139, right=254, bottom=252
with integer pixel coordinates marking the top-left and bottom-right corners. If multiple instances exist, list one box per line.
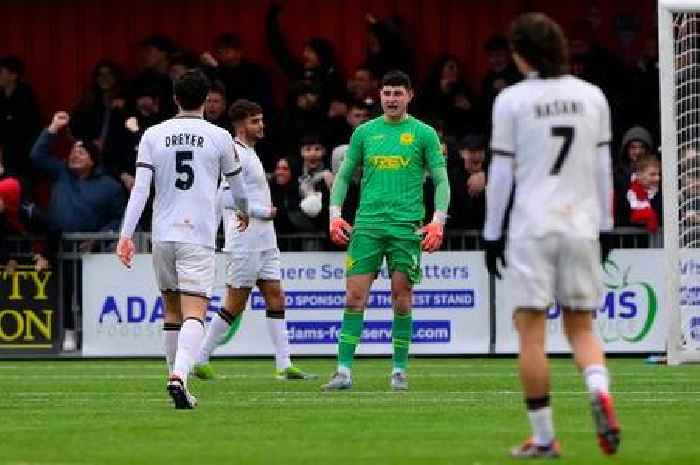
left=31, top=111, right=125, bottom=236
left=30, top=110, right=125, bottom=349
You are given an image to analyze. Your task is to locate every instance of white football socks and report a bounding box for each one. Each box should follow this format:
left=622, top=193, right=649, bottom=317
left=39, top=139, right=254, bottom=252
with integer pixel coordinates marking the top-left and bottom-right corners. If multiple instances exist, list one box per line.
left=196, top=312, right=231, bottom=364
left=172, top=318, right=204, bottom=385
left=584, top=364, right=610, bottom=395
left=266, top=317, right=292, bottom=371
left=163, top=323, right=180, bottom=374
left=527, top=407, right=555, bottom=446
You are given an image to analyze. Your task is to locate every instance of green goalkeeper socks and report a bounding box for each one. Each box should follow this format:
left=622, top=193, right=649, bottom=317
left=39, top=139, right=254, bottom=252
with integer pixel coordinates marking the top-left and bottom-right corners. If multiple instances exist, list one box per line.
left=392, top=313, right=412, bottom=370
left=338, top=310, right=364, bottom=369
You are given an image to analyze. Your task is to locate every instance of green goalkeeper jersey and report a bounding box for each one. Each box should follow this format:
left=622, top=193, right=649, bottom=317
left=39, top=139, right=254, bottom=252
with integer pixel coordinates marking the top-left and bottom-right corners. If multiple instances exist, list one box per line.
left=330, top=115, right=450, bottom=226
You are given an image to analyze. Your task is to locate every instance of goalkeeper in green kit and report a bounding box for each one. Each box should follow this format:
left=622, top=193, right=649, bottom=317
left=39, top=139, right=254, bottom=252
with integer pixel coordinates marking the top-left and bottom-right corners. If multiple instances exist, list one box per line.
left=322, top=70, right=450, bottom=391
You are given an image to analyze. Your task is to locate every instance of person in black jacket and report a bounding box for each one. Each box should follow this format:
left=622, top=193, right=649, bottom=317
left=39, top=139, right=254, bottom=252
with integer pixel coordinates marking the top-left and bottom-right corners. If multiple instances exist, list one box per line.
left=363, top=13, right=415, bottom=80
left=0, top=55, right=41, bottom=186
left=266, top=1, right=344, bottom=106
left=416, top=54, right=484, bottom=139
left=70, top=60, right=131, bottom=185
left=481, top=34, right=521, bottom=117
left=200, top=32, right=275, bottom=121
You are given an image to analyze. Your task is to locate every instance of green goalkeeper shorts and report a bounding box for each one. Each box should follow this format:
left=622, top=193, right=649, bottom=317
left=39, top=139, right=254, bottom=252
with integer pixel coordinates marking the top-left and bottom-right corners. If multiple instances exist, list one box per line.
left=345, top=222, right=422, bottom=284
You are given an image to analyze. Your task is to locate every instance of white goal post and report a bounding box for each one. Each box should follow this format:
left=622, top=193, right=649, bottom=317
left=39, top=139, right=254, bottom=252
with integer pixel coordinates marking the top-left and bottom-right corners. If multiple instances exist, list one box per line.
left=660, top=0, right=700, bottom=364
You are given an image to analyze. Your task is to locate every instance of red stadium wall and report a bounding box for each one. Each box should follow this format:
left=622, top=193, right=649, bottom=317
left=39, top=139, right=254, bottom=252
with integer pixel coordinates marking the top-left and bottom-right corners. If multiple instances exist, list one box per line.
left=0, top=0, right=655, bottom=121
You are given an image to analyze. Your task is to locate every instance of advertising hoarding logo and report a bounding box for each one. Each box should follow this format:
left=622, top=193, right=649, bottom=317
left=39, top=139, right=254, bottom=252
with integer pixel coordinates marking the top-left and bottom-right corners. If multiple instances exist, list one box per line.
left=599, top=260, right=658, bottom=343
left=0, top=268, right=58, bottom=352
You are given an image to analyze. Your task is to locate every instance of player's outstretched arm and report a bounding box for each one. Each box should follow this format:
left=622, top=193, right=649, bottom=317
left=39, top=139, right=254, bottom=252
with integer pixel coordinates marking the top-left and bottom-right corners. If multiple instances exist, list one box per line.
left=117, top=165, right=153, bottom=268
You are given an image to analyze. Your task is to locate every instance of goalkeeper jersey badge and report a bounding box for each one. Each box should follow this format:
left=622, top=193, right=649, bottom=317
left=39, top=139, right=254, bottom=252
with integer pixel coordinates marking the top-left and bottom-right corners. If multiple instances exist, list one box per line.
left=400, top=133, right=415, bottom=145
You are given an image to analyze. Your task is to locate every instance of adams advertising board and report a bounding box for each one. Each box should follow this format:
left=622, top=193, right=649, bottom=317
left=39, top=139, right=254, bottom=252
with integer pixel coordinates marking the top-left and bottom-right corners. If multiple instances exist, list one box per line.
left=82, top=252, right=490, bottom=356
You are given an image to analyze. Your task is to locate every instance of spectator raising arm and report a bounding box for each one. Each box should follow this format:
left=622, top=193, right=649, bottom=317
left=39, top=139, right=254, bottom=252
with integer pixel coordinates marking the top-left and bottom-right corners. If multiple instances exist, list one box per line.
left=30, top=111, right=71, bottom=179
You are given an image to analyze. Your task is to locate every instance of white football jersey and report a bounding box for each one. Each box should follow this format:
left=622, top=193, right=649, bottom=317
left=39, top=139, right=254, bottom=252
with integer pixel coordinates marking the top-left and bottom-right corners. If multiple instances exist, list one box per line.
left=219, top=138, right=277, bottom=252
left=490, top=74, right=611, bottom=240
left=136, top=116, right=241, bottom=248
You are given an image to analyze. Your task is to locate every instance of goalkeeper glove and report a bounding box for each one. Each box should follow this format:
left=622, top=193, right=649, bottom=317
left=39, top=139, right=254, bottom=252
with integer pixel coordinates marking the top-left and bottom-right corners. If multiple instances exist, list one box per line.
left=420, top=222, right=444, bottom=252
left=330, top=217, right=353, bottom=246
left=484, top=238, right=506, bottom=279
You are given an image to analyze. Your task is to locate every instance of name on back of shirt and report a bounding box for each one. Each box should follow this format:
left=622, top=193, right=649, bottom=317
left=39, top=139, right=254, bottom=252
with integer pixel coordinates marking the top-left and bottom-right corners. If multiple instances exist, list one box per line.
left=165, top=133, right=205, bottom=148
left=534, top=100, right=584, bottom=118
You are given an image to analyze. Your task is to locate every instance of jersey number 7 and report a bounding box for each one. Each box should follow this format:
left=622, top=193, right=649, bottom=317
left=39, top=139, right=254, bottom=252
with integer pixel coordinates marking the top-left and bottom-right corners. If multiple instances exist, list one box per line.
left=175, top=150, right=194, bottom=190
left=549, top=126, right=575, bottom=175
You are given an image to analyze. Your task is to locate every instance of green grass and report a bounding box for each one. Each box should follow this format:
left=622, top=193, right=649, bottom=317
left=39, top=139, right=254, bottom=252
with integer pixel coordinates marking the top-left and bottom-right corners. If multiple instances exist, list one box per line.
left=1, top=358, right=698, bottom=465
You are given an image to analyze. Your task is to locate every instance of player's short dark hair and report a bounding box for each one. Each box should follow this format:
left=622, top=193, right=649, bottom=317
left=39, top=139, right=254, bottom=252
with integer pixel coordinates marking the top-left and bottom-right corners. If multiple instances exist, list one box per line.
left=173, top=69, right=211, bottom=110
left=229, top=99, right=262, bottom=123
left=381, top=70, right=412, bottom=90
left=0, top=55, right=24, bottom=76
left=509, top=13, right=569, bottom=78
left=214, top=33, right=242, bottom=51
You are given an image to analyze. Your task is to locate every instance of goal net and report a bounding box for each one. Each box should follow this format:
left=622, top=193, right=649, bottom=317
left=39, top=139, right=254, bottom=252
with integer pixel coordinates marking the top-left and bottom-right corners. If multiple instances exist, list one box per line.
left=660, top=0, right=700, bottom=364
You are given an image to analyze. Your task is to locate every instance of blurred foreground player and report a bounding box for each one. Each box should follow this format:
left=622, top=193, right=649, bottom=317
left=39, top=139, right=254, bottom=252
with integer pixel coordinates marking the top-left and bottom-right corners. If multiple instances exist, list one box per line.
left=322, top=70, right=450, bottom=391
left=193, top=99, right=316, bottom=381
left=483, top=13, right=621, bottom=458
left=116, top=70, right=249, bottom=409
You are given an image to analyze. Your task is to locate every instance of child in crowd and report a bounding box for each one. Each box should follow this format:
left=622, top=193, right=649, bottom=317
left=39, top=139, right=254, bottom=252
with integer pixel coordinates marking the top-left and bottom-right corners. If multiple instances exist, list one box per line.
left=626, top=154, right=661, bottom=232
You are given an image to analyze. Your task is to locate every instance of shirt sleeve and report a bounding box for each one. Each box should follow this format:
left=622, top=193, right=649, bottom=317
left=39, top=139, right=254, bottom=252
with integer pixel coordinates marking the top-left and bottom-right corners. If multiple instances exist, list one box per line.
left=483, top=155, right=515, bottom=240
left=329, top=125, right=364, bottom=213
left=595, top=90, right=614, bottom=231
left=424, top=125, right=446, bottom=170
left=120, top=166, right=153, bottom=238
left=219, top=132, right=243, bottom=177
left=597, top=89, right=612, bottom=146
left=490, top=92, right=516, bottom=157
left=134, top=129, right=154, bottom=171
left=423, top=125, right=450, bottom=216
left=120, top=132, right=154, bottom=238
left=597, top=144, right=614, bottom=232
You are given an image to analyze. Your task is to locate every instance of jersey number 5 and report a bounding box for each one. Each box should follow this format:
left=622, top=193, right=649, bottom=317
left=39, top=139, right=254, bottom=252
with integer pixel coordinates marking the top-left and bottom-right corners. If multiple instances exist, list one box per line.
left=549, top=126, right=574, bottom=175
left=175, top=150, right=194, bottom=190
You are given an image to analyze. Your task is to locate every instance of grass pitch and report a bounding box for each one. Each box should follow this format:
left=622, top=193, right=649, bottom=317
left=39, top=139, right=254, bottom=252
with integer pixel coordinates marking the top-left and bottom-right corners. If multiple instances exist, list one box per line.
left=1, top=358, right=697, bottom=465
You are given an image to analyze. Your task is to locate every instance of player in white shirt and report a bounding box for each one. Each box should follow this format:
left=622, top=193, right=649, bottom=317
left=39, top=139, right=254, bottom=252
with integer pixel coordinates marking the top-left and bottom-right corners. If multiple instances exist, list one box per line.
left=193, top=99, right=316, bottom=381
left=483, top=14, right=620, bottom=458
left=116, top=70, right=250, bottom=409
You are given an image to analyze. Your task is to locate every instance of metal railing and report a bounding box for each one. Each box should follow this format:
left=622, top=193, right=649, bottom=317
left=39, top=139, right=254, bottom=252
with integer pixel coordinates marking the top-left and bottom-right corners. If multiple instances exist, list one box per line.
left=1, top=227, right=662, bottom=353
left=2, top=227, right=661, bottom=257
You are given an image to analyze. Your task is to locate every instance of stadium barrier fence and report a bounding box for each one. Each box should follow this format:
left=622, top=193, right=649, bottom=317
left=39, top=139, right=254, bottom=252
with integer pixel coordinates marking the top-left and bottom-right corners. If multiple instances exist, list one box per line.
left=0, top=228, right=662, bottom=357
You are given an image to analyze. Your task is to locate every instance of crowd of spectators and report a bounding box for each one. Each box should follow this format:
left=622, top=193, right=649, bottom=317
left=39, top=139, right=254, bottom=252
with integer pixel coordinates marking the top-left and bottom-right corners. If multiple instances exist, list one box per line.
left=0, top=5, right=663, bottom=268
